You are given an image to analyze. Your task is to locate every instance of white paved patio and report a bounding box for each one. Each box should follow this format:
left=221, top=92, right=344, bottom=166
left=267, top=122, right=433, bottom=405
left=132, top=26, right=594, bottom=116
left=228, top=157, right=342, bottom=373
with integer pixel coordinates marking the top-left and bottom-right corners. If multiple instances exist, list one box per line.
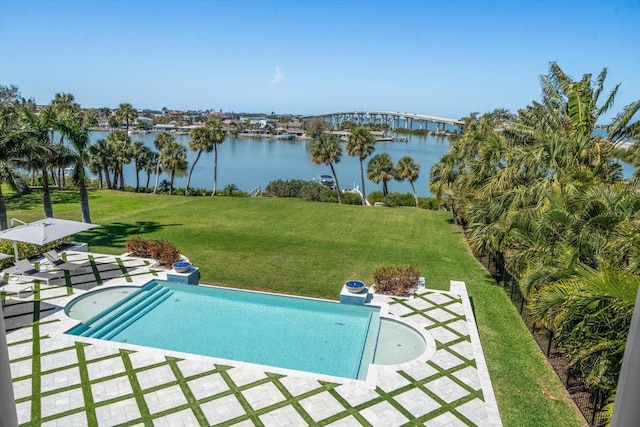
left=2, top=251, right=501, bottom=426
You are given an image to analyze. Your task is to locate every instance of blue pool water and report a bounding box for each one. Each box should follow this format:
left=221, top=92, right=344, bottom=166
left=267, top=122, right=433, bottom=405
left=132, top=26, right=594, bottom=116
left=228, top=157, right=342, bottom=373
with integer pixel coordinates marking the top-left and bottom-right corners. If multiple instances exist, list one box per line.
left=67, top=280, right=381, bottom=379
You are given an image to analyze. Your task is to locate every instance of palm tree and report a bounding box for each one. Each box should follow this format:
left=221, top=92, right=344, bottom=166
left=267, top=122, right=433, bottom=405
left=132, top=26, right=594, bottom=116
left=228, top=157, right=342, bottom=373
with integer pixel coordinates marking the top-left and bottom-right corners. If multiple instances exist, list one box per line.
left=131, top=141, right=148, bottom=192
left=87, top=138, right=114, bottom=189
left=366, top=153, right=394, bottom=196
left=205, top=118, right=226, bottom=196
left=395, top=156, right=421, bottom=207
left=20, top=107, right=66, bottom=218
left=158, top=140, right=187, bottom=193
left=153, top=131, right=175, bottom=194
left=105, top=129, right=128, bottom=189
left=529, top=265, right=638, bottom=392
left=186, top=126, right=213, bottom=196
left=0, top=105, right=32, bottom=229
left=310, top=135, right=343, bottom=204
left=115, top=102, right=137, bottom=146
left=143, top=151, right=158, bottom=191
left=58, top=111, right=97, bottom=223
left=346, top=126, right=376, bottom=205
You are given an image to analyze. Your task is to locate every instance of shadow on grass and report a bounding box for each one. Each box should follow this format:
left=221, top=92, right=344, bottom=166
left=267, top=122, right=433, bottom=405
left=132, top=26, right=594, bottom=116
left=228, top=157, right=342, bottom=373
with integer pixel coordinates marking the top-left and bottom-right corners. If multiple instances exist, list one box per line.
left=79, top=221, right=182, bottom=249
left=6, top=188, right=81, bottom=211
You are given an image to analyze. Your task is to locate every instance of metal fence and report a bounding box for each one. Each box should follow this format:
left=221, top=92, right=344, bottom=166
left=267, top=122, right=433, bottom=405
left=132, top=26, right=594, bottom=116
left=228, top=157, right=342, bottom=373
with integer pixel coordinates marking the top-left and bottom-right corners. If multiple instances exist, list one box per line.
left=477, top=254, right=609, bottom=427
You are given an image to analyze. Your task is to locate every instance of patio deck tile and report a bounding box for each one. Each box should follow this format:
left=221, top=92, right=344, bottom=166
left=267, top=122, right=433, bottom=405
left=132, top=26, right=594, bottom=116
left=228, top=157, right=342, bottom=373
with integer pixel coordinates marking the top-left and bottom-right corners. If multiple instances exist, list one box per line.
left=360, top=400, right=410, bottom=427
left=259, top=404, right=308, bottom=427
left=187, top=372, right=230, bottom=400
left=200, top=393, right=246, bottom=424
left=299, top=390, right=346, bottom=422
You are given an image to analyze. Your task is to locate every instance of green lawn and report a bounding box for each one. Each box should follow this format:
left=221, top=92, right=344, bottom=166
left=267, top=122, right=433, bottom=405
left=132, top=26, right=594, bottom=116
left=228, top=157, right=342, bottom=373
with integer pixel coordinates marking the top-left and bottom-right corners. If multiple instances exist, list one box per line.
left=5, top=188, right=585, bottom=427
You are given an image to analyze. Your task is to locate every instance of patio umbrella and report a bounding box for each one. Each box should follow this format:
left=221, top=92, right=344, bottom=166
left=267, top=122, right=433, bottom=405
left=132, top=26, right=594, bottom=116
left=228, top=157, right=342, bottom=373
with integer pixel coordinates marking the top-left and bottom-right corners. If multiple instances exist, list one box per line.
left=0, top=218, right=99, bottom=261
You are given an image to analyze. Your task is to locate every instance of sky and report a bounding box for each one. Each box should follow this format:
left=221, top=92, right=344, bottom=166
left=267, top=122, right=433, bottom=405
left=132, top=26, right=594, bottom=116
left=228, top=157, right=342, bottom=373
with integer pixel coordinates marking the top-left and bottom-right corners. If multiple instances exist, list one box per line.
left=1, top=0, right=639, bottom=121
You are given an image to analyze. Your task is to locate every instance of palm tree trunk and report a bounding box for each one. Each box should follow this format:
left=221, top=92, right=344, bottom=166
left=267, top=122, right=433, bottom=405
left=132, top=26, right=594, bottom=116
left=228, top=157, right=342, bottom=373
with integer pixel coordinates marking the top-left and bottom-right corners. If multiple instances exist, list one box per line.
left=359, top=159, right=367, bottom=205
left=134, top=161, right=140, bottom=192
left=186, top=150, right=202, bottom=196
left=79, top=184, right=91, bottom=223
left=145, top=173, right=151, bottom=190
left=112, top=168, right=119, bottom=190
left=170, top=169, right=175, bottom=193
left=330, top=163, right=342, bottom=204
left=0, top=187, right=7, bottom=230
left=42, top=168, right=54, bottom=218
left=212, top=144, right=218, bottom=196
left=119, top=165, right=125, bottom=190
left=410, top=181, right=419, bottom=207
left=153, top=161, right=161, bottom=194
left=103, top=163, right=112, bottom=189
left=50, top=166, right=58, bottom=187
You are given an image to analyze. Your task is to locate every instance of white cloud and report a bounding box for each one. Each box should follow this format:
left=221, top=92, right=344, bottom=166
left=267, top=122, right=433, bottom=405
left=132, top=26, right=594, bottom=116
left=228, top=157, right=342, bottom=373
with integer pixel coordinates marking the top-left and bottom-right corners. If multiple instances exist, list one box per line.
left=271, top=66, right=284, bottom=84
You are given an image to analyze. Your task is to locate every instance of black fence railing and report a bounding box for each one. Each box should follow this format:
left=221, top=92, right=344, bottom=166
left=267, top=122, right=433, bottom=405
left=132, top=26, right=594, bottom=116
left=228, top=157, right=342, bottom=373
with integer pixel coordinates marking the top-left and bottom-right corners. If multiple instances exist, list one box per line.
left=476, top=254, right=609, bottom=427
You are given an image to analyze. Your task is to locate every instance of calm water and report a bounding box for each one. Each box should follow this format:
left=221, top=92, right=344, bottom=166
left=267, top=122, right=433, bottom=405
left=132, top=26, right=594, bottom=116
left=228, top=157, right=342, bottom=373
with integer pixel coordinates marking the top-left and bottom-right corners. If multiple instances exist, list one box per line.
left=89, top=131, right=452, bottom=196
left=89, top=130, right=635, bottom=196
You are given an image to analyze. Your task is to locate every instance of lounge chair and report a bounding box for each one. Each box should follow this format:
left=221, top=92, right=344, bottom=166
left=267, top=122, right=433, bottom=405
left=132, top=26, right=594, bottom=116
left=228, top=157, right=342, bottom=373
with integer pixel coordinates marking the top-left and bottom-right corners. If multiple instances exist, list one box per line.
left=0, top=277, right=33, bottom=299
left=10, top=259, right=56, bottom=285
left=43, top=250, right=86, bottom=273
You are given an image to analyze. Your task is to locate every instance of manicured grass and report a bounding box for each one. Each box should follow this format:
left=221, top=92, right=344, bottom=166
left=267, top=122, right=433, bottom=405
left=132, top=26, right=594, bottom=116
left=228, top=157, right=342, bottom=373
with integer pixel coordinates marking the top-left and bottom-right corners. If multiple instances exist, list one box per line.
left=5, top=188, right=585, bottom=426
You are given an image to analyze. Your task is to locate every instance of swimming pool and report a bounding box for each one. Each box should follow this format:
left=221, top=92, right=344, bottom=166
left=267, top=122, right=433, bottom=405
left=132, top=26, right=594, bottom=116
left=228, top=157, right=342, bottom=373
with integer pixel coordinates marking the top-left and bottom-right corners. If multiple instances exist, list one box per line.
left=65, top=280, right=426, bottom=379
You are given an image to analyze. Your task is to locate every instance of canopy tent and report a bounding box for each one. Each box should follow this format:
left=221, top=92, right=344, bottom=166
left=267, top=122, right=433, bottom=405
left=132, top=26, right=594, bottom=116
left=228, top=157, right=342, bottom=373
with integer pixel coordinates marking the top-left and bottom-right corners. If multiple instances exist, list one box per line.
left=0, top=218, right=99, bottom=261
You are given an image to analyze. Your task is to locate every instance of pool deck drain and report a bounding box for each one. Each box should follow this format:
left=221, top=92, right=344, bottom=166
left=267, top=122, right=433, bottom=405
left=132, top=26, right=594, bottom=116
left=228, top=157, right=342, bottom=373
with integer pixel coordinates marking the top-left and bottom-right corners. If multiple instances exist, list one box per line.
left=3, top=251, right=502, bottom=426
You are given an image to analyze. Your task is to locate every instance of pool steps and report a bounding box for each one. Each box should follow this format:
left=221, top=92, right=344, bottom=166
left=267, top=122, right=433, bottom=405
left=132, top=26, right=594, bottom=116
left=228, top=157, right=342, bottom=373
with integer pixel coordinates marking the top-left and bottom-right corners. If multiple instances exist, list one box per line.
left=70, top=282, right=173, bottom=339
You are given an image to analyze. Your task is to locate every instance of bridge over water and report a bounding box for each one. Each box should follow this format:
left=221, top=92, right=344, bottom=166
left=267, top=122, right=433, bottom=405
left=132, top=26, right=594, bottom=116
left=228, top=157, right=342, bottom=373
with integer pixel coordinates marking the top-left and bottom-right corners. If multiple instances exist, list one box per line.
left=302, top=110, right=464, bottom=132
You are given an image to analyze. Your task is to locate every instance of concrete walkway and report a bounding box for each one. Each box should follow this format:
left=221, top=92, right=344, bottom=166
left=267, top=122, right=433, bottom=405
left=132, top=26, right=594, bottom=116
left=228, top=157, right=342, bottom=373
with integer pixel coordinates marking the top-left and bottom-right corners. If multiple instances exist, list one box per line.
left=2, top=251, right=501, bottom=426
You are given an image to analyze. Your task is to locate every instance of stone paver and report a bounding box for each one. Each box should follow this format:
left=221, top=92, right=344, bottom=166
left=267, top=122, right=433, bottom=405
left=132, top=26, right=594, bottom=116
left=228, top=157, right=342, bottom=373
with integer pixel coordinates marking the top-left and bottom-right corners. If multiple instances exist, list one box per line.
left=3, top=251, right=502, bottom=426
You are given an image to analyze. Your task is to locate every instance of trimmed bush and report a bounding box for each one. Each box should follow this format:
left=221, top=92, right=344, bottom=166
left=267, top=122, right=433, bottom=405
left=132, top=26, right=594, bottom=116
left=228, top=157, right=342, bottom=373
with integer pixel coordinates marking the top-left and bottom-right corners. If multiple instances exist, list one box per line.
left=125, top=237, right=181, bottom=267
left=342, top=192, right=363, bottom=205
left=373, top=264, right=420, bottom=296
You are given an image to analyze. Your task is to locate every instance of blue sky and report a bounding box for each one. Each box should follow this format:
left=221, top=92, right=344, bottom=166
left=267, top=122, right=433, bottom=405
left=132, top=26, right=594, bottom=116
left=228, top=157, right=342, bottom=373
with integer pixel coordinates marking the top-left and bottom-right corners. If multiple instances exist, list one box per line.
left=1, top=0, right=638, bottom=121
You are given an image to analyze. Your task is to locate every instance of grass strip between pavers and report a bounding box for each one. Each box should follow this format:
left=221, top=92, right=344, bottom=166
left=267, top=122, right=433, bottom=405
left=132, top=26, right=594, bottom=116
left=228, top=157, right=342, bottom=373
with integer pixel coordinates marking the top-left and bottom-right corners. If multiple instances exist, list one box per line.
left=75, top=341, right=97, bottom=426
left=119, top=349, right=154, bottom=426
left=165, top=356, right=208, bottom=426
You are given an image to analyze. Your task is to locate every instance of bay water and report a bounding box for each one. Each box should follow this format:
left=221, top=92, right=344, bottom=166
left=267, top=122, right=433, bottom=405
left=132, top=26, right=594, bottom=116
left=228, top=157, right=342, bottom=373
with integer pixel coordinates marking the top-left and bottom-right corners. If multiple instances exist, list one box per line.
left=91, top=131, right=452, bottom=197
left=89, top=131, right=635, bottom=197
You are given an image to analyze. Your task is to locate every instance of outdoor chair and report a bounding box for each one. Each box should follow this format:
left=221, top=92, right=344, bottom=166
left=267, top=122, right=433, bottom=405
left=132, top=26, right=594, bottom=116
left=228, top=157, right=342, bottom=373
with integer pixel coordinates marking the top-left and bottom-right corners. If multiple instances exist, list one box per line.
left=0, top=277, right=33, bottom=299
left=43, top=250, right=86, bottom=273
left=10, top=259, right=57, bottom=285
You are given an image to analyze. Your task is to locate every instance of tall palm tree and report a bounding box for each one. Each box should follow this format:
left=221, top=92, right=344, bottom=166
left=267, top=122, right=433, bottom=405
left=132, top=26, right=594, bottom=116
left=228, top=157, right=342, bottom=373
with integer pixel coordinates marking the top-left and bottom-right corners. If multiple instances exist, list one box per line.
left=58, top=111, right=97, bottom=223
left=144, top=152, right=159, bottom=191
left=346, top=126, right=376, bottom=205
left=0, top=105, right=32, bottom=229
left=366, top=153, right=394, bottom=196
left=310, top=135, right=343, bottom=204
left=131, top=141, right=148, bottom=192
left=153, top=131, right=175, bottom=194
left=87, top=138, right=114, bottom=189
left=158, top=140, right=187, bottom=193
left=205, top=118, right=226, bottom=196
left=106, top=129, right=128, bottom=189
left=395, top=156, right=420, bottom=207
left=115, top=102, right=137, bottom=147
left=186, top=126, right=213, bottom=196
